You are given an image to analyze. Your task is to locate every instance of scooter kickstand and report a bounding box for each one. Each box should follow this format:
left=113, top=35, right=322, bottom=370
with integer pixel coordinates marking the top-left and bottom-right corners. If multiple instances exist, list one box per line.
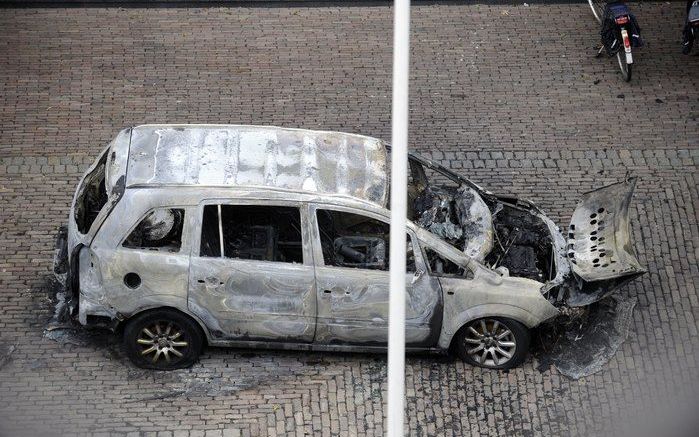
left=596, top=45, right=605, bottom=58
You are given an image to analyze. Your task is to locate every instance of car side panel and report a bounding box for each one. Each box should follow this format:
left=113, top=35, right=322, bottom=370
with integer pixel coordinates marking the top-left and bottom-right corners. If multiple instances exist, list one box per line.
left=78, top=196, right=195, bottom=324
left=437, top=275, right=560, bottom=349
left=308, top=203, right=443, bottom=347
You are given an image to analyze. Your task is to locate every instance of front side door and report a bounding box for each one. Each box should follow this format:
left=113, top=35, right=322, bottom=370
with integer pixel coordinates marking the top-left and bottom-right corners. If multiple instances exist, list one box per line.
left=188, top=201, right=316, bottom=342
left=310, top=205, right=442, bottom=347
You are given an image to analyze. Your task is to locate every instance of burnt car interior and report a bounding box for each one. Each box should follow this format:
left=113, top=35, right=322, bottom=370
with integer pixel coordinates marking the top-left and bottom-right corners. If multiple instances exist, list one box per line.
left=122, top=208, right=184, bottom=252
left=406, top=155, right=557, bottom=283
left=316, top=209, right=417, bottom=272
left=200, top=205, right=304, bottom=263
left=424, top=247, right=469, bottom=277
left=74, top=150, right=109, bottom=234
left=317, top=209, right=390, bottom=270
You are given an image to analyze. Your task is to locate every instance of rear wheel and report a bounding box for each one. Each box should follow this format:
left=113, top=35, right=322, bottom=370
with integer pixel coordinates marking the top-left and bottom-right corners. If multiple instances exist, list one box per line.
left=682, top=27, right=694, bottom=54
left=616, top=51, right=632, bottom=82
left=123, top=309, right=204, bottom=370
left=453, top=317, right=530, bottom=370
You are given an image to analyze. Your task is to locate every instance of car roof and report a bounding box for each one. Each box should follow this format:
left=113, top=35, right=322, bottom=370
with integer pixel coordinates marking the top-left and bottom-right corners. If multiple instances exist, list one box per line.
left=123, top=124, right=389, bottom=207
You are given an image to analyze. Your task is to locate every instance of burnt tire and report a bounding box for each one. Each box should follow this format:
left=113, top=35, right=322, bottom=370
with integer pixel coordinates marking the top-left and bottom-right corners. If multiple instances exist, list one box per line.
left=453, top=317, right=530, bottom=370
left=123, top=309, right=204, bottom=370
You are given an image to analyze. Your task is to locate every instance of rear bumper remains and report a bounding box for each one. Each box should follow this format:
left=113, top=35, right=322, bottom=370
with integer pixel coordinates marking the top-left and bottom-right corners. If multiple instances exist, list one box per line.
left=53, top=225, right=69, bottom=288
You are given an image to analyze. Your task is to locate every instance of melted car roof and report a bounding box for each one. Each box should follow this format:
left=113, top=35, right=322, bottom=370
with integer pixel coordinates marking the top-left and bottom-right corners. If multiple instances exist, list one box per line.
left=124, top=124, right=389, bottom=207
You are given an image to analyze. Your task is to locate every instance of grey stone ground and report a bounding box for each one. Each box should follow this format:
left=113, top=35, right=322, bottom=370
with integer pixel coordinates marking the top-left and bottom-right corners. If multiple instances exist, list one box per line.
left=0, top=2, right=697, bottom=436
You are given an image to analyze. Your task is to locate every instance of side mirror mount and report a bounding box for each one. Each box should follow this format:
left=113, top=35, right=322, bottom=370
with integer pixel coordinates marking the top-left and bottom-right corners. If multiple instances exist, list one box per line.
left=494, top=266, right=510, bottom=277
left=411, top=269, right=425, bottom=284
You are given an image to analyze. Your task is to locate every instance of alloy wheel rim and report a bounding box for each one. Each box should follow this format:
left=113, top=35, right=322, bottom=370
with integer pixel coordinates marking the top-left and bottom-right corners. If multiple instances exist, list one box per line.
left=464, top=319, right=516, bottom=367
left=137, top=321, right=189, bottom=364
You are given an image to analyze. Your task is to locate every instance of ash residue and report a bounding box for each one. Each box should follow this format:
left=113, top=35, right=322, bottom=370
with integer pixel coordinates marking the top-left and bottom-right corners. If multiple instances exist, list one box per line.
left=43, top=324, right=117, bottom=350
left=125, top=351, right=323, bottom=402
left=533, top=294, right=637, bottom=379
left=0, top=344, right=16, bottom=370
left=37, top=274, right=120, bottom=355
left=128, top=373, right=276, bottom=401
left=30, top=274, right=70, bottom=323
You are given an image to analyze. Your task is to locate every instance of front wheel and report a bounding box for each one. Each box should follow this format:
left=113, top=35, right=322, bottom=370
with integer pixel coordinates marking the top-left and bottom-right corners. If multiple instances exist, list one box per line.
left=588, top=0, right=607, bottom=24
left=453, top=317, right=530, bottom=370
left=616, top=50, right=632, bottom=82
left=123, top=309, right=204, bottom=370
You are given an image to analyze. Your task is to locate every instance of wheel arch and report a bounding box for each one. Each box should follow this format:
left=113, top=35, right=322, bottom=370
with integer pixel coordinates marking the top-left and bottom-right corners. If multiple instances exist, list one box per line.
left=118, top=305, right=210, bottom=345
left=439, top=304, right=539, bottom=350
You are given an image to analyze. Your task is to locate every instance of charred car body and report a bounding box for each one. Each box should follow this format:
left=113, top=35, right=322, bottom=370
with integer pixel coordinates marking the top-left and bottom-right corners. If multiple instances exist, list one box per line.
left=54, top=125, right=645, bottom=370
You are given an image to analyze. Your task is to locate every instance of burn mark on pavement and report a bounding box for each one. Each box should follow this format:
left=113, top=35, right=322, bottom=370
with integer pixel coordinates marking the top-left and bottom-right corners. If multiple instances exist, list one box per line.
left=533, top=293, right=636, bottom=379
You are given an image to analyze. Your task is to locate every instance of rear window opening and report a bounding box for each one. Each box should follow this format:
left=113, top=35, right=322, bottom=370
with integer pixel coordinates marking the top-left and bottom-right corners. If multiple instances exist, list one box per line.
left=122, top=208, right=185, bottom=253
left=74, top=151, right=109, bottom=234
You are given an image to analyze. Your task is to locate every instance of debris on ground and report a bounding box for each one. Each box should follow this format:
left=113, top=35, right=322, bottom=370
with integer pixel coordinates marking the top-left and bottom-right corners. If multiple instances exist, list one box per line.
left=0, top=344, right=16, bottom=370
left=44, top=324, right=116, bottom=348
left=128, top=372, right=282, bottom=401
left=40, top=274, right=120, bottom=353
left=533, top=293, right=637, bottom=379
left=124, top=350, right=328, bottom=402
left=38, top=274, right=70, bottom=329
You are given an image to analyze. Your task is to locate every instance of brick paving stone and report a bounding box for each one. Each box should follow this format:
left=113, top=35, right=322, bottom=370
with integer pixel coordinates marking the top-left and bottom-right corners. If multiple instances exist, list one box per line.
left=0, top=2, right=697, bottom=436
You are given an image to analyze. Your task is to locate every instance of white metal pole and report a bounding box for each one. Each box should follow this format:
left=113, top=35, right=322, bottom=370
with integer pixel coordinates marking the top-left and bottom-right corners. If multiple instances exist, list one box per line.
left=387, top=0, right=410, bottom=436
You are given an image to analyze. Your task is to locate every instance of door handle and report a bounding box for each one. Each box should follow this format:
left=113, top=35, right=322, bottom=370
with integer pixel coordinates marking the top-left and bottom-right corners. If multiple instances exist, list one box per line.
left=197, top=277, right=223, bottom=285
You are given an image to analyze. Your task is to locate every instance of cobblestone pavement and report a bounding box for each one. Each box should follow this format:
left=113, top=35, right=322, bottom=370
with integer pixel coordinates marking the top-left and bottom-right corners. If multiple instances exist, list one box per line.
left=0, top=2, right=697, bottom=436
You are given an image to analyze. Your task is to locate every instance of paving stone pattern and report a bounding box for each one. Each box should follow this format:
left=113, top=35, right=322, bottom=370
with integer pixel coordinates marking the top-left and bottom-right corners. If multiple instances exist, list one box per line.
left=0, top=2, right=697, bottom=436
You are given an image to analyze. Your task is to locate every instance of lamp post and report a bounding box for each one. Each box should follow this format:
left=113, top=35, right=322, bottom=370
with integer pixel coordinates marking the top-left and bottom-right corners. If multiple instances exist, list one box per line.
left=387, top=0, right=410, bottom=436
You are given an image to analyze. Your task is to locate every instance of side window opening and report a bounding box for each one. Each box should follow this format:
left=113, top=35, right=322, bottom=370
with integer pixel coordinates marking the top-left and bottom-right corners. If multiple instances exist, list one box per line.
left=424, top=246, right=471, bottom=278
left=74, top=151, right=109, bottom=234
left=406, top=236, right=417, bottom=273
left=199, top=204, right=303, bottom=264
left=200, top=205, right=221, bottom=257
left=123, top=208, right=184, bottom=253
left=316, top=209, right=415, bottom=272
left=222, top=205, right=303, bottom=263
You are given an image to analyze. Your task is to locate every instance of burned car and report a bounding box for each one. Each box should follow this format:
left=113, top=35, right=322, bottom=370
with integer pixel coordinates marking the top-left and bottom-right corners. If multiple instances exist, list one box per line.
left=54, top=125, right=644, bottom=370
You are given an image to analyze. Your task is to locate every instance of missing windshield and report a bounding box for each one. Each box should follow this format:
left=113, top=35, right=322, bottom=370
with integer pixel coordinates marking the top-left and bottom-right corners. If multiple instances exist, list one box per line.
left=73, top=151, right=109, bottom=234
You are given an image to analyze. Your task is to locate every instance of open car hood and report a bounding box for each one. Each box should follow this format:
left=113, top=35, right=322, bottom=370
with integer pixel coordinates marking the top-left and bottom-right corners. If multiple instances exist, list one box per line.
left=566, top=178, right=645, bottom=282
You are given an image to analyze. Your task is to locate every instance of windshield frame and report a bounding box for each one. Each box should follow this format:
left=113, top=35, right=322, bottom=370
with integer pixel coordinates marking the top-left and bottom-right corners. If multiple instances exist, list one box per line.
left=414, top=227, right=476, bottom=274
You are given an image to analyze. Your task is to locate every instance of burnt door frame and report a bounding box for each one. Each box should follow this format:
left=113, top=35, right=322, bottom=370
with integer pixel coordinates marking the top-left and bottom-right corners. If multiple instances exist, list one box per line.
left=308, top=203, right=442, bottom=347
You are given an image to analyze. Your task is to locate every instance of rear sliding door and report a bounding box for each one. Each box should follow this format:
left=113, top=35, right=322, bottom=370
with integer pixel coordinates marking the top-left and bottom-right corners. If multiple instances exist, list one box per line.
left=188, top=201, right=316, bottom=342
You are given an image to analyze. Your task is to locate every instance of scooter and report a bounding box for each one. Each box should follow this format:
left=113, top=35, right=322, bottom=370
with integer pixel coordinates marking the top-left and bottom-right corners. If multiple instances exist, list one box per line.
left=682, top=0, right=699, bottom=54
left=589, top=1, right=643, bottom=82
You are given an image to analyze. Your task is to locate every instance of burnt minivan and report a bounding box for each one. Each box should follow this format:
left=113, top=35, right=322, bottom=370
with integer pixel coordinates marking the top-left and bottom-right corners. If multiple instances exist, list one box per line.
left=54, top=125, right=645, bottom=370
